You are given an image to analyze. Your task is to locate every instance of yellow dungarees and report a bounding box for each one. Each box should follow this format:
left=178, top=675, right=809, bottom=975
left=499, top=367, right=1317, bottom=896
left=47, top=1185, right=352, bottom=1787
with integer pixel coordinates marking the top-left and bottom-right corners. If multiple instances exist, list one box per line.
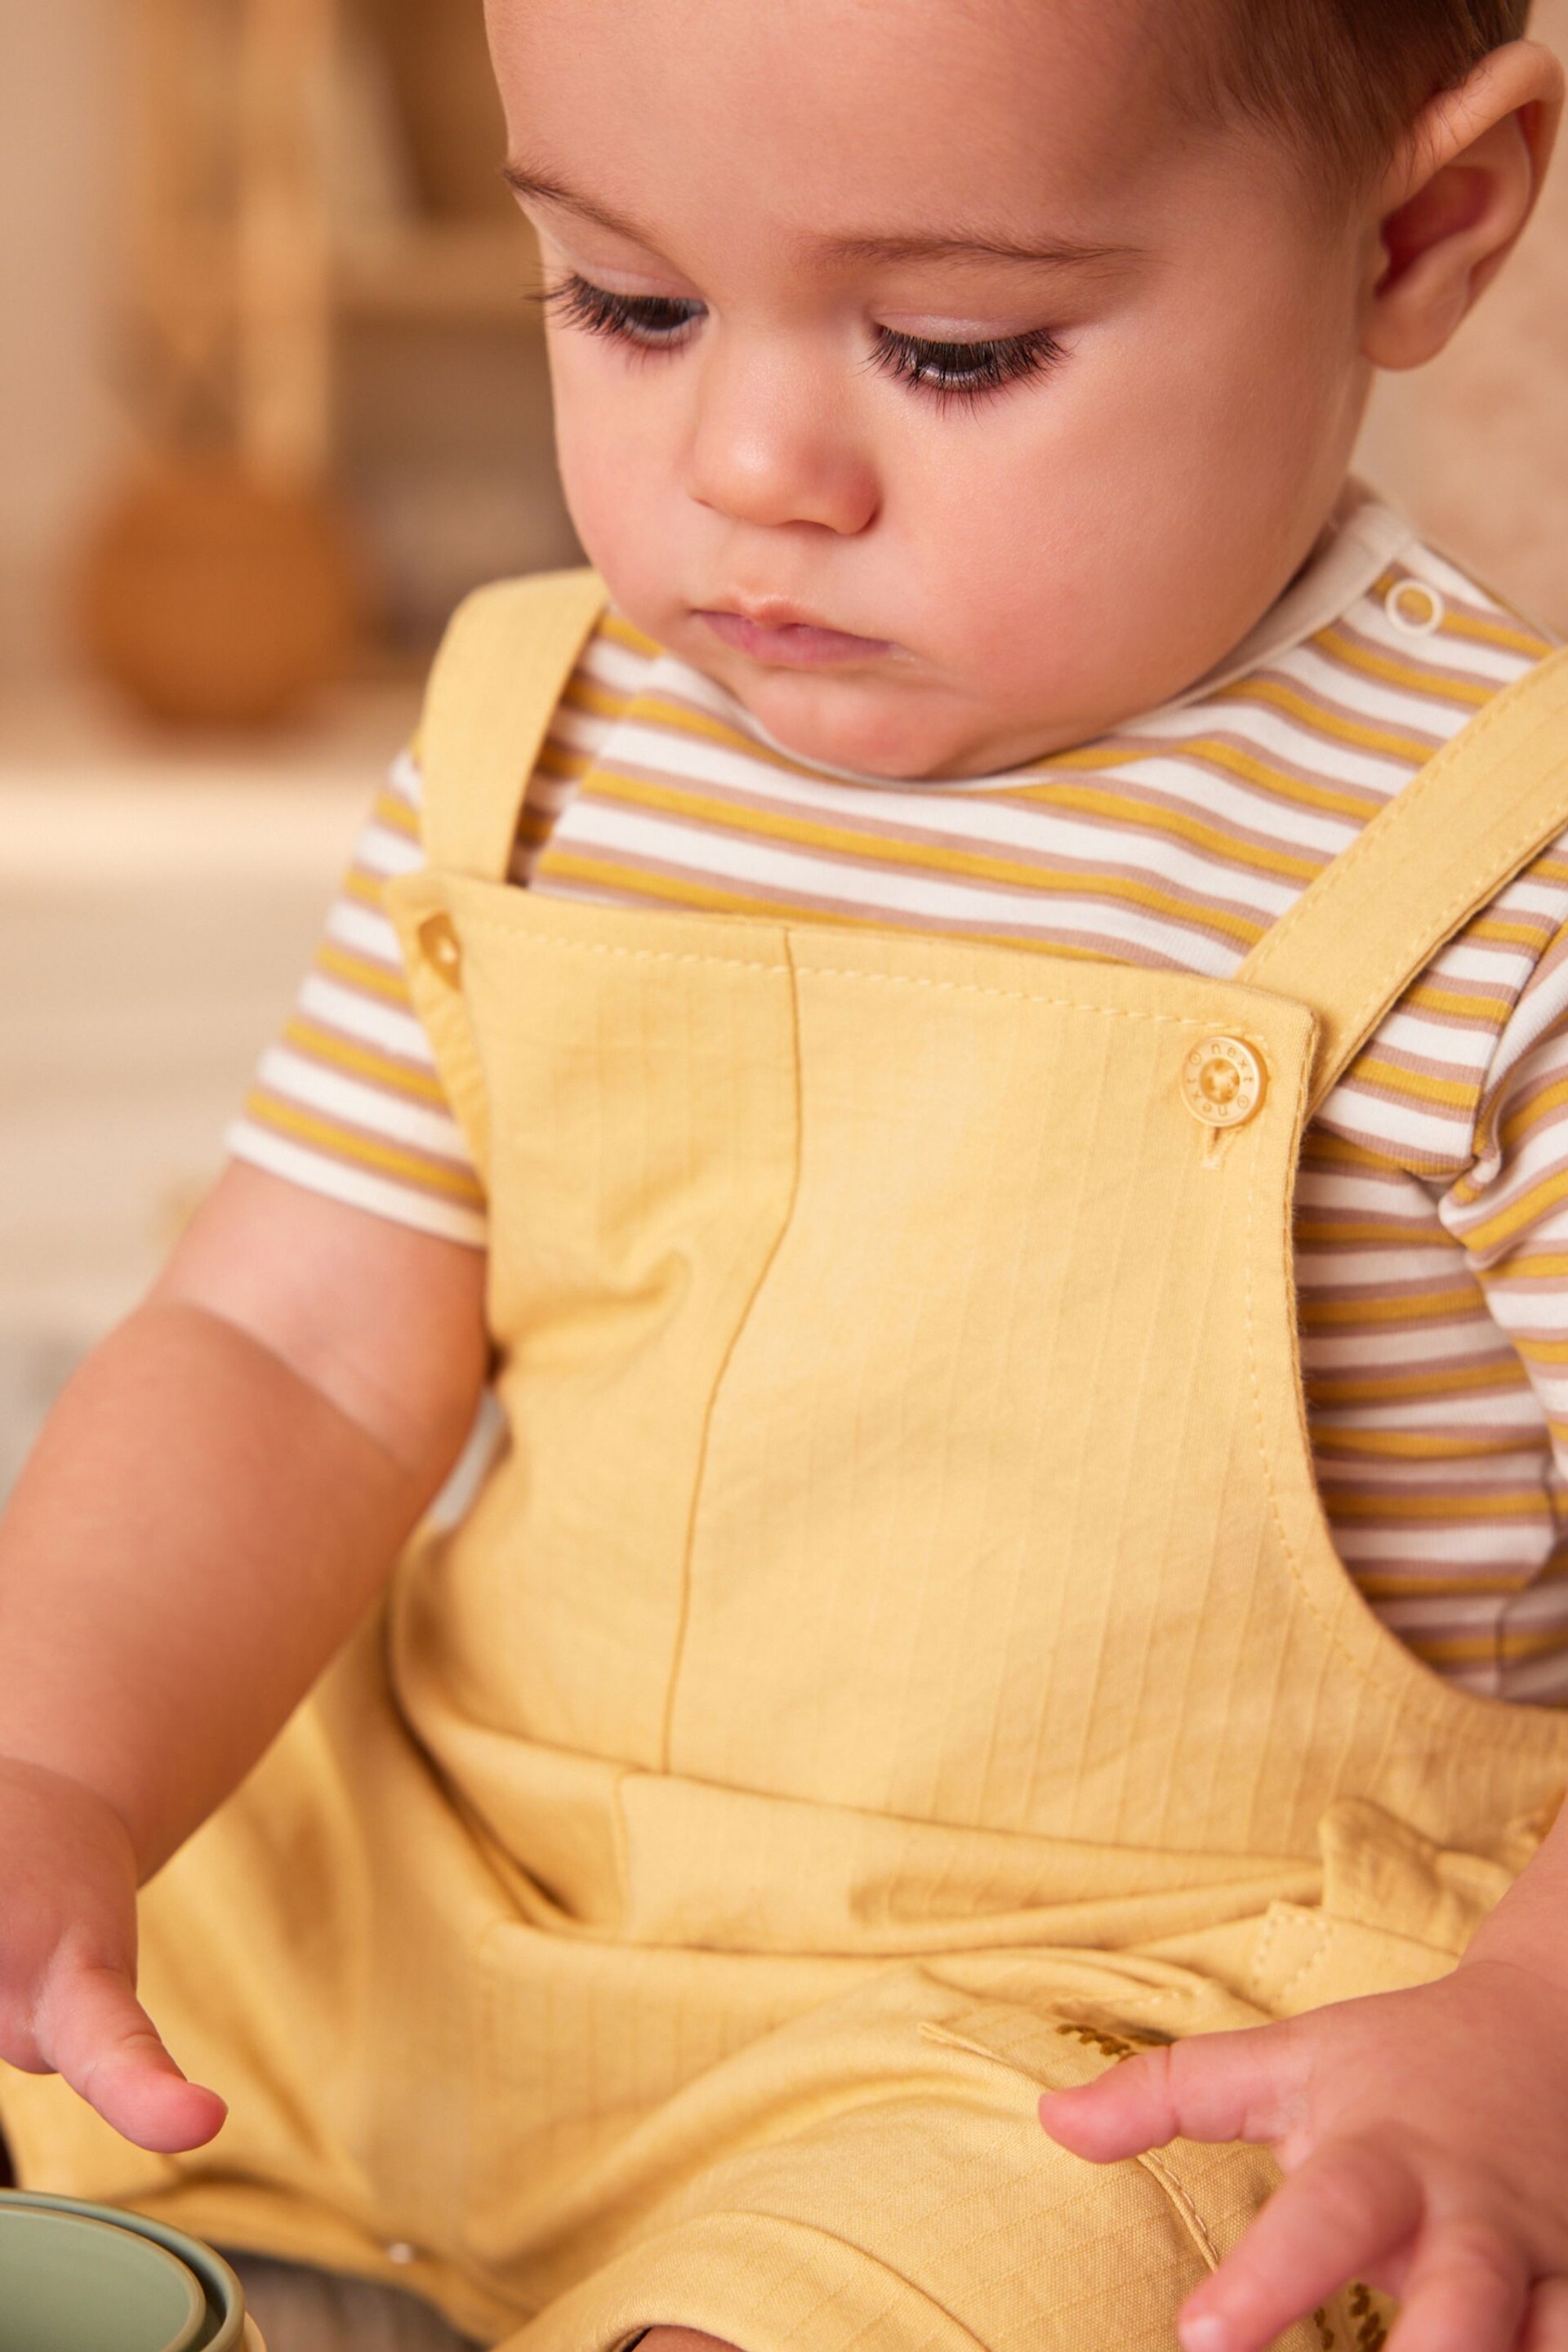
left=9, top=575, right=1568, bottom=2352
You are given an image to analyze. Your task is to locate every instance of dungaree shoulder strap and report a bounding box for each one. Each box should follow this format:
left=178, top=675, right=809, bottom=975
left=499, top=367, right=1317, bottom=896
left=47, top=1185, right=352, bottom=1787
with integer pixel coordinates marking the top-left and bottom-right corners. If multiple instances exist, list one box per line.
left=1237, top=645, right=1568, bottom=1115
left=416, top=568, right=609, bottom=880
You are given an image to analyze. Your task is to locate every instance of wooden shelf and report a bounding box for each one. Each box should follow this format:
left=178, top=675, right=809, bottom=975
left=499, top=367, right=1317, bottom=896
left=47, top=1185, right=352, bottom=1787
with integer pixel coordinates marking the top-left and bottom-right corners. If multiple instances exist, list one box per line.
left=141, top=220, right=542, bottom=335
left=336, top=222, right=540, bottom=326
left=128, top=0, right=545, bottom=474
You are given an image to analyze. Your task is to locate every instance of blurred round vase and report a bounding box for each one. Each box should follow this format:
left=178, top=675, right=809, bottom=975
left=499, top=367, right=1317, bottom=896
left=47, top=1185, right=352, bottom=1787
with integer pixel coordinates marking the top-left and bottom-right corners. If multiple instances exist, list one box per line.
left=0, top=2191, right=264, bottom=2351
left=78, top=459, right=363, bottom=727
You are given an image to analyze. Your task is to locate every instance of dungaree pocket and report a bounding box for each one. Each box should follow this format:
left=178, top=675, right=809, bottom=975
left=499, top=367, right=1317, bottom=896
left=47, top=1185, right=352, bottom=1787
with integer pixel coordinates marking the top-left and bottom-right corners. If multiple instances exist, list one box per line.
left=920, top=1998, right=1393, bottom=2352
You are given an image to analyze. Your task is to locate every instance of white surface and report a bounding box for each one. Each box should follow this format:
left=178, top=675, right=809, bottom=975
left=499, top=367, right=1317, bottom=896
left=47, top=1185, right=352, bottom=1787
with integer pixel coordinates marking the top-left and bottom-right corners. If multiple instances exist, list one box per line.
left=0, top=681, right=417, bottom=1492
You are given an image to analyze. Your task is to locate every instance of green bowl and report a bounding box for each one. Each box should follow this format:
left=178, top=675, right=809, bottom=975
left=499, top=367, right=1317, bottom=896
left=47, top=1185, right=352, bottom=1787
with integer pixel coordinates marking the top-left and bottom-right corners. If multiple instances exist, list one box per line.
left=0, top=2193, right=259, bottom=2352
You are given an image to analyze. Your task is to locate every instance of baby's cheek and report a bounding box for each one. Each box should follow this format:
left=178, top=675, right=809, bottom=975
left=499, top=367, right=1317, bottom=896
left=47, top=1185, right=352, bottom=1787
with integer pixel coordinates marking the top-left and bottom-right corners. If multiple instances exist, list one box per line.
left=547, top=353, right=675, bottom=585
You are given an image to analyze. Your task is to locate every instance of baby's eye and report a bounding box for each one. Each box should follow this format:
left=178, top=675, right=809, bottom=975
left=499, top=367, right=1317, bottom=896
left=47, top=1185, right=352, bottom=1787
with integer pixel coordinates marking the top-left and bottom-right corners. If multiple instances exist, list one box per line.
left=870, top=325, right=1066, bottom=406
left=542, top=273, right=704, bottom=351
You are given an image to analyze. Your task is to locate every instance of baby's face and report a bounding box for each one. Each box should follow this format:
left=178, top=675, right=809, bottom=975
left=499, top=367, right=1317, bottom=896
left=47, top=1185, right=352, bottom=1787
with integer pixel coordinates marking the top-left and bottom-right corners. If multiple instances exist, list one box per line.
left=488, top=0, right=1376, bottom=780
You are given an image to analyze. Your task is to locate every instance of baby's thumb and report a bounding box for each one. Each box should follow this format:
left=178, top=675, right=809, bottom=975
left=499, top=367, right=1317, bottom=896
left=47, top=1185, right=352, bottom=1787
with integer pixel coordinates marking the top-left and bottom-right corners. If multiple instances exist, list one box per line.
left=37, top=1950, right=227, bottom=2154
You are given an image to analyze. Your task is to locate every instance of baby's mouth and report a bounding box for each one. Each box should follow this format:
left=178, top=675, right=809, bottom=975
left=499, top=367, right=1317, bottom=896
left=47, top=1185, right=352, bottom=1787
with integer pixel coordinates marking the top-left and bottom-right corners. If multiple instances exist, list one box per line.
left=695, top=608, right=896, bottom=668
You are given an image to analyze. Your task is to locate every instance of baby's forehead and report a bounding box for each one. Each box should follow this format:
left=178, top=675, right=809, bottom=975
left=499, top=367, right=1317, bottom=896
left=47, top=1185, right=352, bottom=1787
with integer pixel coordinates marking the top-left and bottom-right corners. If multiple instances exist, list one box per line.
left=496, top=0, right=1189, bottom=123
left=491, top=0, right=1209, bottom=246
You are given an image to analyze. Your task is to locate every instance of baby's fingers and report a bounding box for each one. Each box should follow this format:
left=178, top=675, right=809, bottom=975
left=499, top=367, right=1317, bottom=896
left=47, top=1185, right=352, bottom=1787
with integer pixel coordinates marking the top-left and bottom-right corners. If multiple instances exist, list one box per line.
left=1385, top=2223, right=1528, bottom=2352
left=1039, top=2021, right=1303, bottom=2163
left=1522, top=2276, right=1568, bottom=2352
left=38, top=1954, right=226, bottom=2154
left=1177, top=2134, right=1422, bottom=2352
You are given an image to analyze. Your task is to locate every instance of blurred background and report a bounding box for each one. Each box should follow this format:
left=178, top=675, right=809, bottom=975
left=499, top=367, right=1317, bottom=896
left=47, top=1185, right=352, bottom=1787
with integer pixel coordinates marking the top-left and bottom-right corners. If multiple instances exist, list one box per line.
left=2, top=0, right=1567, bottom=1498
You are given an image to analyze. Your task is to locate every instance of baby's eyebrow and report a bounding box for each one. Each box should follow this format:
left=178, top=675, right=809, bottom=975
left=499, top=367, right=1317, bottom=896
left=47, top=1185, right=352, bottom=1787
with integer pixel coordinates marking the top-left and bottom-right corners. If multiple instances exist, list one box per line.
left=503, top=163, right=1141, bottom=274
left=822, top=229, right=1143, bottom=271
left=503, top=164, right=651, bottom=242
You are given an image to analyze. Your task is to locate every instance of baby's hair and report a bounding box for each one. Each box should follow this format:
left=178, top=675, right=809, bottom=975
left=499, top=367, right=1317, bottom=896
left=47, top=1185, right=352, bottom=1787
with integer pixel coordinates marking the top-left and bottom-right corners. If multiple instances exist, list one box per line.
left=1198, top=0, right=1535, bottom=194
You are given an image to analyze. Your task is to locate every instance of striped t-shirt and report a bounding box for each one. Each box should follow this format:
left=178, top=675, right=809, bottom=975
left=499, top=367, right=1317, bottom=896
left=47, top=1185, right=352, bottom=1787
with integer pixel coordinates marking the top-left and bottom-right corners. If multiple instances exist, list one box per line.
left=230, top=488, right=1568, bottom=1706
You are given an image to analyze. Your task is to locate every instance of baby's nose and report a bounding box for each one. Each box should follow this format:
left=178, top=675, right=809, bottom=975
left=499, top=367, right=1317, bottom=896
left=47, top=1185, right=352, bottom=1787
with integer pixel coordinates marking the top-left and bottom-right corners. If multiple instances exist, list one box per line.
left=685, top=341, right=880, bottom=537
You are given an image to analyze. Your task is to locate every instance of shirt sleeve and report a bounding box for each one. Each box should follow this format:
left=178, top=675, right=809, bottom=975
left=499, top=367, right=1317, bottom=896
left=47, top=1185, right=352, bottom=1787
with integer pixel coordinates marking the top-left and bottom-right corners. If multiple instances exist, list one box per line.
left=1437, top=875, right=1568, bottom=1690
left=225, top=749, right=488, bottom=1246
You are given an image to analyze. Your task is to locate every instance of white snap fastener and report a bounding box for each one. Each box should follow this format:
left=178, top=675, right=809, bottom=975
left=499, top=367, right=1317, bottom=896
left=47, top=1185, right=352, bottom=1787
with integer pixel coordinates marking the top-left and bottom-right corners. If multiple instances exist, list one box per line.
left=1181, top=1036, right=1266, bottom=1131
left=1384, top=578, right=1445, bottom=638
left=385, top=2240, right=419, bottom=2265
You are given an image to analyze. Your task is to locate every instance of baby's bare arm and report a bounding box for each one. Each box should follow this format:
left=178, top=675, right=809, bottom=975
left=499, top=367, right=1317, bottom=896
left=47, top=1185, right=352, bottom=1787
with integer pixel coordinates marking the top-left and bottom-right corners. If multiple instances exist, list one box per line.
left=0, top=1162, right=488, bottom=2145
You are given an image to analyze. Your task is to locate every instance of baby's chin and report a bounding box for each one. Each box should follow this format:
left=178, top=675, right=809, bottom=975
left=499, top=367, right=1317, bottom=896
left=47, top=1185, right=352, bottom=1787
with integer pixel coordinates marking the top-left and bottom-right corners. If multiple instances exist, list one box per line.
left=697, top=659, right=1040, bottom=785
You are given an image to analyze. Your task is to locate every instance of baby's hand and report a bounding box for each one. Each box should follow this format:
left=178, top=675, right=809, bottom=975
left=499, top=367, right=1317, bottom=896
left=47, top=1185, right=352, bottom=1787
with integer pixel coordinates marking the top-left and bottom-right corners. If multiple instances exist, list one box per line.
left=1039, top=1959, right=1568, bottom=2352
left=0, top=1756, right=225, bottom=2153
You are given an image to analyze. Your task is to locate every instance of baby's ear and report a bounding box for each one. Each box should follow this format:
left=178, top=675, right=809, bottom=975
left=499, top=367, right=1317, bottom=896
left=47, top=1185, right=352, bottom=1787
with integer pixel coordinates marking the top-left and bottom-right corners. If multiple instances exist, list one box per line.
left=1361, top=39, right=1564, bottom=372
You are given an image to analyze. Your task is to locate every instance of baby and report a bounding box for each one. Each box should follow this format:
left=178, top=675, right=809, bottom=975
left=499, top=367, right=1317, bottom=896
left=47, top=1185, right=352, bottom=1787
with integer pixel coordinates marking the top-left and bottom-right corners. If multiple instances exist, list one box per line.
left=4, top=5, right=1568, bottom=2352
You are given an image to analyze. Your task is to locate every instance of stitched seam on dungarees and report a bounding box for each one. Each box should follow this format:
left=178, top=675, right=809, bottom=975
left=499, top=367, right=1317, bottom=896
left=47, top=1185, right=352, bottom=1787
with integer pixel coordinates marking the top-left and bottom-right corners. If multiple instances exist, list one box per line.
left=1248, top=1907, right=1334, bottom=2010
left=448, top=915, right=1219, bottom=1031
left=1138, top=2150, right=1224, bottom=2272
left=1274, top=1921, right=1335, bottom=2009
left=1241, top=1034, right=1562, bottom=1752
left=656, top=929, right=808, bottom=1777
left=1241, top=1040, right=1414, bottom=1718
left=1246, top=1905, right=1300, bottom=2006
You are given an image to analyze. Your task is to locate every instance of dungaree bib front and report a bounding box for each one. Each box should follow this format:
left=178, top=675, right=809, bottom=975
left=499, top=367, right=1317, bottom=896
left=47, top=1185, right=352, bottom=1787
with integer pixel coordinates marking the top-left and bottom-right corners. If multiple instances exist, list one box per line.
left=10, top=575, right=1568, bottom=2352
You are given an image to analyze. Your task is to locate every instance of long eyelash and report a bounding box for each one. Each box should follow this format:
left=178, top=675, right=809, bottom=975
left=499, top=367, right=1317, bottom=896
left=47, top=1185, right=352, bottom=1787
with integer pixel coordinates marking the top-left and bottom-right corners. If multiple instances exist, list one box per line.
left=540, top=272, right=1064, bottom=407
left=868, top=325, right=1066, bottom=408
left=539, top=272, right=703, bottom=350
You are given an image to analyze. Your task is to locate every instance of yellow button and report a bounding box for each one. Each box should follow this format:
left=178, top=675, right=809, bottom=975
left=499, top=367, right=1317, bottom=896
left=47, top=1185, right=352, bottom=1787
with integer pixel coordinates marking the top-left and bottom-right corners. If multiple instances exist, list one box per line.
left=418, top=912, right=462, bottom=983
left=1181, top=1036, right=1266, bottom=1130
